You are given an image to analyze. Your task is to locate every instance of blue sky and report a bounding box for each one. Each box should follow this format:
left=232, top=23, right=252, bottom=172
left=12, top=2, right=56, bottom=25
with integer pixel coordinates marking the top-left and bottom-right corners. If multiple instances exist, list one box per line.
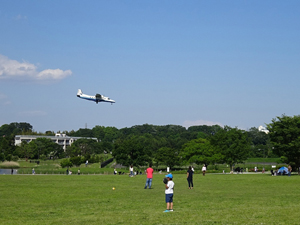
left=0, top=1, right=300, bottom=132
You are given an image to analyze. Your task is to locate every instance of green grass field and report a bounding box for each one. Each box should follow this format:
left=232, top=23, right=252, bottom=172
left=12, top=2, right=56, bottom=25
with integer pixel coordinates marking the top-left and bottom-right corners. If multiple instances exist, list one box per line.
left=0, top=173, right=298, bottom=225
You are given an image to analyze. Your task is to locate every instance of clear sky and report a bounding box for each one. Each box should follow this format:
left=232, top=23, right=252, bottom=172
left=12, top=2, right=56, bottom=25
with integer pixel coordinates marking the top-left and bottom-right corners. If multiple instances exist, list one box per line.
left=0, top=1, right=300, bottom=132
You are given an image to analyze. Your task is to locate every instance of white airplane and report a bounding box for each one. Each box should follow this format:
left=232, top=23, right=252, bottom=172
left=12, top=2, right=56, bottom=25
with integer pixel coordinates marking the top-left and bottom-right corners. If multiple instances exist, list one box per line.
left=77, top=89, right=115, bottom=104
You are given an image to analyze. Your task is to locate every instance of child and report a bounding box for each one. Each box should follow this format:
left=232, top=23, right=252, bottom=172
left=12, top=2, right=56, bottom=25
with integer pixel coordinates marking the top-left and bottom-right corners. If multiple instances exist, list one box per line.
left=164, top=174, right=174, bottom=212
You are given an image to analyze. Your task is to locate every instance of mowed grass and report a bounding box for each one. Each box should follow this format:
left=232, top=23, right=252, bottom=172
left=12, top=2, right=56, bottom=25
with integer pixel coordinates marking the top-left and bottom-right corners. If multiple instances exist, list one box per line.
left=0, top=174, right=299, bottom=225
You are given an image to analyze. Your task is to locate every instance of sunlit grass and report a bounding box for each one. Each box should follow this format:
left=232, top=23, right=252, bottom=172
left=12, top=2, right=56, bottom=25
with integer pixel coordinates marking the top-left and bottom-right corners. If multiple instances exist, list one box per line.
left=0, top=173, right=298, bottom=224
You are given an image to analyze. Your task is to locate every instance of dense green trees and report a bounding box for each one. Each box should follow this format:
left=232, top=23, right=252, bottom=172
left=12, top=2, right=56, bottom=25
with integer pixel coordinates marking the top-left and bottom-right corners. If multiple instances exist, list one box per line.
left=113, top=135, right=153, bottom=167
left=0, top=120, right=284, bottom=170
left=34, top=138, right=64, bottom=159
left=267, top=115, right=300, bottom=169
left=0, top=135, right=16, bottom=161
left=15, top=138, right=64, bottom=160
left=66, top=138, right=100, bottom=157
left=181, top=126, right=251, bottom=170
left=187, top=125, right=222, bottom=139
left=155, top=147, right=180, bottom=169
left=247, top=127, right=271, bottom=158
left=0, top=122, right=34, bottom=161
left=210, top=126, right=251, bottom=170
left=181, top=138, right=222, bottom=166
left=0, top=122, right=33, bottom=137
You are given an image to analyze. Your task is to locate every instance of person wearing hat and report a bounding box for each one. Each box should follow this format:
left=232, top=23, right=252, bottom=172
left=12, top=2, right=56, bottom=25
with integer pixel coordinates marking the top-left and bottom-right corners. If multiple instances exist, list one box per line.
left=164, top=174, right=175, bottom=212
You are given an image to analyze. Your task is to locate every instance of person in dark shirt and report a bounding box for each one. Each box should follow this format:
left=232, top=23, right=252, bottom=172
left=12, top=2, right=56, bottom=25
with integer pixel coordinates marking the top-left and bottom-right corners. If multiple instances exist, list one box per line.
left=187, top=166, right=194, bottom=189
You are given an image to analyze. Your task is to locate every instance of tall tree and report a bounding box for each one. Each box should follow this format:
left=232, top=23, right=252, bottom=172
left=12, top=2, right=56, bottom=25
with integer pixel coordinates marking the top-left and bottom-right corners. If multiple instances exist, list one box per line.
left=154, top=147, right=180, bottom=169
left=0, top=136, right=15, bottom=157
left=113, top=135, right=152, bottom=167
left=16, top=141, right=34, bottom=160
left=181, top=138, right=223, bottom=166
left=210, top=126, right=251, bottom=171
left=33, top=138, right=64, bottom=159
left=247, top=127, right=272, bottom=158
left=266, top=115, right=300, bottom=168
left=66, top=138, right=100, bottom=157
left=0, top=122, right=33, bottom=136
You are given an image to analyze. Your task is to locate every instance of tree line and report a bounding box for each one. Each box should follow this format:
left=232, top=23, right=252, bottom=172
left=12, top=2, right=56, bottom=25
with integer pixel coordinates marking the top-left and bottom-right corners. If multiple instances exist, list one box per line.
left=1, top=115, right=300, bottom=170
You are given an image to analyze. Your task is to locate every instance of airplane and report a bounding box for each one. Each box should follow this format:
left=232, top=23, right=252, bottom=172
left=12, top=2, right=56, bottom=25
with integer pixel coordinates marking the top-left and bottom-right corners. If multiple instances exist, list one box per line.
left=77, top=89, right=115, bottom=104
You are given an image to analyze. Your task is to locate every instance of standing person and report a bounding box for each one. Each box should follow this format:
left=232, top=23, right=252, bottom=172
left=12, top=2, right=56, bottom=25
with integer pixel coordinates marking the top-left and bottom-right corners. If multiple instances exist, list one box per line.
left=78, top=169, right=80, bottom=175
left=254, top=166, right=257, bottom=173
left=32, top=168, right=35, bottom=175
left=164, top=174, right=175, bottom=212
left=144, top=164, right=154, bottom=189
left=202, top=164, right=206, bottom=176
left=129, top=165, right=134, bottom=177
left=288, top=165, right=292, bottom=176
left=187, top=166, right=193, bottom=189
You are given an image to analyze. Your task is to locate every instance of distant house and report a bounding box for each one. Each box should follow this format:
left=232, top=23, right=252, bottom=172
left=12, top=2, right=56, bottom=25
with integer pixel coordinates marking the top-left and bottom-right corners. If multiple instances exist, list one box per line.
left=14, top=133, right=97, bottom=151
left=258, top=125, right=269, bottom=134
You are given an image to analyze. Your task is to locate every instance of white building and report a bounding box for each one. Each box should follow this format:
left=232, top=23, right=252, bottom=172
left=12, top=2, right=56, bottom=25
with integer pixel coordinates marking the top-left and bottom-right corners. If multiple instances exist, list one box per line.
left=14, top=133, right=97, bottom=151
left=258, top=126, right=269, bottom=134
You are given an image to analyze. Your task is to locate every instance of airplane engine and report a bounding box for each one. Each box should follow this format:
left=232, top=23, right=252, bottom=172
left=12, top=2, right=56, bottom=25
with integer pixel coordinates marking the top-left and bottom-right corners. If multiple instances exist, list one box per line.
left=95, top=94, right=102, bottom=99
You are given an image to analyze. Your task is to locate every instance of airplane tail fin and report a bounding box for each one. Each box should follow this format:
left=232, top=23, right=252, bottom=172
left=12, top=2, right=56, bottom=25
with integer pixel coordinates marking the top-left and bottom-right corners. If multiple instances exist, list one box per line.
left=77, top=89, right=83, bottom=96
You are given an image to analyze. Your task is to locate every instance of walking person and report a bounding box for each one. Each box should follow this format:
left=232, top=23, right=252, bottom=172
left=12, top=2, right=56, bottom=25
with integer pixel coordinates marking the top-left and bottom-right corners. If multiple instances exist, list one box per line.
left=202, top=164, right=206, bottom=176
left=129, top=165, right=134, bottom=177
left=144, top=164, right=154, bottom=189
left=187, top=166, right=193, bottom=189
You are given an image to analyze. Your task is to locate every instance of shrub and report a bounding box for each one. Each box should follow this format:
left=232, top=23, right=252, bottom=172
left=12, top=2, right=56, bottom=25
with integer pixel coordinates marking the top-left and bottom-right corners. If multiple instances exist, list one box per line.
left=70, top=156, right=82, bottom=167
left=39, top=154, right=47, bottom=161
left=0, top=161, right=20, bottom=168
left=60, top=158, right=73, bottom=168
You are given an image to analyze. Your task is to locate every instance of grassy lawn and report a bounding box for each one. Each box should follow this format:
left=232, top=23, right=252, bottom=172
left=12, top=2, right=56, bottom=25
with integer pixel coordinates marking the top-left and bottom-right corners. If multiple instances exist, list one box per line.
left=0, top=173, right=298, bottom=224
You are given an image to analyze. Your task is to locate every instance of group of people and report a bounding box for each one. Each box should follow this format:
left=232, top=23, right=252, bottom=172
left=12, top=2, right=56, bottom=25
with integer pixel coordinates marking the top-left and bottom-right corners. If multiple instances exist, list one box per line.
left=271, top=165, right=293, bottom=176
left=65, top=168, right=73, bottom=175
left=129, top=165, right=142, bottom=176
left=143, top=164, right=174, bottom=212
left=141, top=164, right=207, bottom=212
